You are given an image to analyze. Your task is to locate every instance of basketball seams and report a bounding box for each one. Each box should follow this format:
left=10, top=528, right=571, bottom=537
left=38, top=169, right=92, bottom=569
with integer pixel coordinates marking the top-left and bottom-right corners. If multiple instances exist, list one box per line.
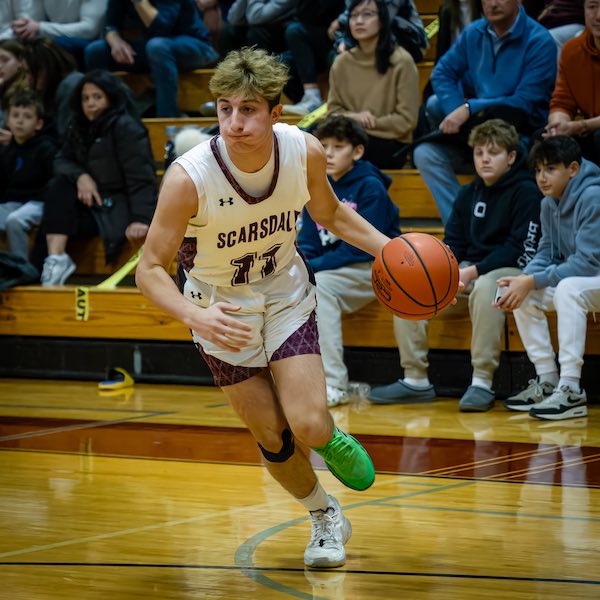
left=372, top=233, right=459, bottom=320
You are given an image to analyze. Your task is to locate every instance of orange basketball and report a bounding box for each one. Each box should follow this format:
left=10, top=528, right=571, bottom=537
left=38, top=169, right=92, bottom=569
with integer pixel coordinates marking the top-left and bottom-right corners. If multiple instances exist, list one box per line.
left=372, top=233, right=459, bottom=320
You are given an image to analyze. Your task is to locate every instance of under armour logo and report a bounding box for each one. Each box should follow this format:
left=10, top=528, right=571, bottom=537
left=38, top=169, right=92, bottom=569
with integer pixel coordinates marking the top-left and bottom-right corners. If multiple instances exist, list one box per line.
left=189, top=291, right=202, bottom=299
left=219, top=198, right=234, bottom=206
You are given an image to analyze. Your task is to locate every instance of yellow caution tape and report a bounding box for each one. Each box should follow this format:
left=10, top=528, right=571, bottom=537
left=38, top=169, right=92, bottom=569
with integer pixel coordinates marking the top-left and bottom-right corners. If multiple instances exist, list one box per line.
left=95, top=246, right=143, bottom=290
left=425, top=18, right=439, bottom=40
left=75, top=286, right=90, bottom=321
left=296, top=103, right=328, bottom=130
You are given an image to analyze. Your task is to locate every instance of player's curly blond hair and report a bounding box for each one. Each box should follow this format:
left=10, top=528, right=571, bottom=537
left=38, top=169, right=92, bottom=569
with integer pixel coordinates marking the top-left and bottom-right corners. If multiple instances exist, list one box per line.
left=209, top=47, right=289, bottom=110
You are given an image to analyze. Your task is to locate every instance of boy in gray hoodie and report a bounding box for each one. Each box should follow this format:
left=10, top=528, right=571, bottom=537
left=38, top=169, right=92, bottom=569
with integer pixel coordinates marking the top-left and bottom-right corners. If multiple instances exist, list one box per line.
left=497, top=136, right=600, bottom=420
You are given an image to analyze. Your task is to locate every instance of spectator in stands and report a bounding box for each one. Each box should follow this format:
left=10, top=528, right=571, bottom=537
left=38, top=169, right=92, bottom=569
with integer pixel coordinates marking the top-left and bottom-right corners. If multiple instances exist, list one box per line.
left=0, top=89, right=56, bottom=261
left=369, top=119, right=542, bottom=411
left=85, top=0, right=218, bottom=118
left=522, top=0, right=585, bottom=51
left=0, top=39, right=30, bottom=138
left=499, top=136, right=600, bottom=421
left=542, top=0, right=600, bottom=166
left=297, top=115, right=400, bottom=407
left=326, top=0, right=419, bottom=169
left=332, top=0, right=427, bottom=63
left=39, top=70, right=156, bottom=286
left=24, top=37, right=82, bottom=138
left=413, top=0, right=557, bottom=224
left=11, top=1, right=108, bottom=69
left=217, top=0, right=296, bottom=56
left=0, top=1, right=33, bottom=40
left=281, top=0, right=345, bottom=116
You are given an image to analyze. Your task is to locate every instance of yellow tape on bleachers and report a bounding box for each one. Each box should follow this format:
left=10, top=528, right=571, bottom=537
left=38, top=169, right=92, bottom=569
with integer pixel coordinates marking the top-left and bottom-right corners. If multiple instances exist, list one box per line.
left=296, top=103, right=328, bottom=130
left=95, top=246, right=143, bottom=290
left=425, top=18, right=439, bottom=40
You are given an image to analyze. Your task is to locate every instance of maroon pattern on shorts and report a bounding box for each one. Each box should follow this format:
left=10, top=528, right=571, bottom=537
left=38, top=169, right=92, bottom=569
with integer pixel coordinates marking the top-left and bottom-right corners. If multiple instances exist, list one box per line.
left=270, top=311, right=320, bottom=362
left=176, top=237, right=197, bottom=290
left=195, top=343, right=265, bottom=387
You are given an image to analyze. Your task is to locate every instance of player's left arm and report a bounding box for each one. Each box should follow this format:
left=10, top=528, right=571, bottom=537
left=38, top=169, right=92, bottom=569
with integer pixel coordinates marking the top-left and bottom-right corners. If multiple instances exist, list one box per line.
left=304, top=133, right=390, bottom=258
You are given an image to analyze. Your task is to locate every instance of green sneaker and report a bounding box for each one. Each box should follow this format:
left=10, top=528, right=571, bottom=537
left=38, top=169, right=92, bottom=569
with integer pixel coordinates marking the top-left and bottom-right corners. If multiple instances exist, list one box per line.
left=314, top=427, right=375, bottom=491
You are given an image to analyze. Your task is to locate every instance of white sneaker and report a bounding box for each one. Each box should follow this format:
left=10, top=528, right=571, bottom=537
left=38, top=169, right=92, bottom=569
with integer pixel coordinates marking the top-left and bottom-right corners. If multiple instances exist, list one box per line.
left=304, top=495, right=352, bottom=568
left=41, top=254, right=76, bottom=286
left=282, top=96, right=322, bottom=116
left=326, top=385, right=349, bottom=408
left=529, top=385, right=588, bottom=421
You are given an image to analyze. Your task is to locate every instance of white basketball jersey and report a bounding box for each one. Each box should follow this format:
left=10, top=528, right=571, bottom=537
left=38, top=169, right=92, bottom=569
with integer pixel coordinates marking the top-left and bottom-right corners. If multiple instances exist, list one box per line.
left=175, top=123, right=310, bottom=287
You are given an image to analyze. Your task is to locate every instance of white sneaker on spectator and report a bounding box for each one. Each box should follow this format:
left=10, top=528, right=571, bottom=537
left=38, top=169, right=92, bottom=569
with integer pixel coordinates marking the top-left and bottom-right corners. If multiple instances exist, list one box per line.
left=326, top=385, right=349, bottom=408
left=282, top=96, right=322, bottom=116
left=529, top=385, right=588, bottom=421
left=304, top=495, right=352, bottom=568
left=41, top=254, right=76, bottom=286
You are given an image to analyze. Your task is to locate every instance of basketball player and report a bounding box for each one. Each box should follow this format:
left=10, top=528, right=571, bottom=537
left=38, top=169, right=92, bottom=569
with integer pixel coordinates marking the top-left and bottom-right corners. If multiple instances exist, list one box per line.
left=136, top=47, right=391, bottom=568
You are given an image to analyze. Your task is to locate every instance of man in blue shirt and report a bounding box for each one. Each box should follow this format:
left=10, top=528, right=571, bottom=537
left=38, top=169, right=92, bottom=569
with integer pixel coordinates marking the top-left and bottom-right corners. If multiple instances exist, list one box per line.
left=413, top=0, right=557, bottom=224
left=85, top=0, right=218, bottom=117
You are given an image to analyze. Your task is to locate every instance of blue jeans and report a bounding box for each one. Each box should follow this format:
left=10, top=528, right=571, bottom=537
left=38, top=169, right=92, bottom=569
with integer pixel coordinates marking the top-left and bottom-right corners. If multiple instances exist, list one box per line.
left=413, top=95, right=474, bottom=224
left=0, top=200, right=43, bottom=260
left=53, top=36, right=93, bottom=70
left=85, top=35, right=219, bottom=117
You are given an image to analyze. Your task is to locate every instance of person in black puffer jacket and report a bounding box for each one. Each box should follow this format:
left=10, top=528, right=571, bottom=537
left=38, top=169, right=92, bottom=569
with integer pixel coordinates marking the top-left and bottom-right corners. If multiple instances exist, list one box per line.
left=39, top=69, right=157, bottom=286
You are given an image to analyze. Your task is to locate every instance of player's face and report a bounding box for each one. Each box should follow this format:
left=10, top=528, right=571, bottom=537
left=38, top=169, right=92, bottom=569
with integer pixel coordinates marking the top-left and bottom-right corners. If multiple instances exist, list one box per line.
left=585, top=0, right=600, bottom=41
left=217, top=95, right=281, bottom=155
left=320, top=137, right=363, bottom=180
left=349, top=0, right=381, bottom=43
left=534, top=161, right=579, bottom=199
left=81, top=82, right=110, bottom=122
left=473, top=143, right=516, bottom=186
left=482, top=0, right=519, bottom=32
left=6, top=105, right=42, bottom=143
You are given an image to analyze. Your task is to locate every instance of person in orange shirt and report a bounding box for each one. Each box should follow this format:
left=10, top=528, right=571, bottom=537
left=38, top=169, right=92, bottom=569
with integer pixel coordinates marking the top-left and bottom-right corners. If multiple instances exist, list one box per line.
left=543, top=0, right=600, bottom=165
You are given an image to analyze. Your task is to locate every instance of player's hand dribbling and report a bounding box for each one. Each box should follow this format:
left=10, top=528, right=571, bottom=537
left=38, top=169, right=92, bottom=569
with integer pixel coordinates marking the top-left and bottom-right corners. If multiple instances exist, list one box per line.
left=189, top=303, right=253, bottom=352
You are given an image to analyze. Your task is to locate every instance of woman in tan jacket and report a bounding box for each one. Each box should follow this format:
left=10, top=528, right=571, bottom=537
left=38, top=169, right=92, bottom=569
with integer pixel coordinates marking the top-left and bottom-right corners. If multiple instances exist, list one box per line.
left=327, top=0, right=419, bottom=168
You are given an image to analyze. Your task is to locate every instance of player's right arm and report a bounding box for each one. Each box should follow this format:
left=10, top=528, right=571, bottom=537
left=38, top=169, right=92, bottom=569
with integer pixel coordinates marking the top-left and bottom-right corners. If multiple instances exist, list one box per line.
left=136, top=164, right=252, bottom=351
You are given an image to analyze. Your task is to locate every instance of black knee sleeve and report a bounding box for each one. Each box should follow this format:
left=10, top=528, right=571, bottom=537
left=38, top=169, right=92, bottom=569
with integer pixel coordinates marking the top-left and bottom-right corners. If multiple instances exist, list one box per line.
left=258, top=428, right=295, bottom=463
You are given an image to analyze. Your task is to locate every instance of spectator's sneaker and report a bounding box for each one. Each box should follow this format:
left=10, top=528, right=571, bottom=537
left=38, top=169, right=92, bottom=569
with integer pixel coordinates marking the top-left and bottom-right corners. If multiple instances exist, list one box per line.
left=304, top=495, right=352, bottom=568
left=282, top=96, right=322, bottom=116
left=504, top=378, right=555, bottom=412
left=40, top=254, right=76, bottom=286
left=314, top=427, right=375, bottom=491
left=529, top=385, right=588, bottom=421
left=368, top=379, right=435, bottom=404
left=459, top=385, right=495, bottom=412
left=326, top=385, right=350, bottom=408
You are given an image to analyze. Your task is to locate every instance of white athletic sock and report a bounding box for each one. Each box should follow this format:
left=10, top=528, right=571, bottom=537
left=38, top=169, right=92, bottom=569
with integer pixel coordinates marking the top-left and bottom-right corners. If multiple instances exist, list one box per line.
left=558, top=376, right=581, bottom=394
left=298, top=481, right=330, bottom=513
left=538, top=370, right=559, bottom=387
left=403, top=377, right=430, bottom=388
left=471, top=377, right=493, bottom=391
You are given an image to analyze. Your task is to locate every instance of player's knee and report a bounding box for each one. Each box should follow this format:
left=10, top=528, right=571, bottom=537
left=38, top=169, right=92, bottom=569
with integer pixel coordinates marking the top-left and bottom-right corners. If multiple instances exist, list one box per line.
left=258, top=428, right=295, bottom=463
left=291, top=415, right=331, bottom=448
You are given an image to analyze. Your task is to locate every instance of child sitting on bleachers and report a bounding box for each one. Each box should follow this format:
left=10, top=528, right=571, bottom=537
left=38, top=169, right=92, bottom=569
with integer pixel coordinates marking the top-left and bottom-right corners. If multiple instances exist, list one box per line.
left=499, top=136, right=600, bottom=420
left=297, top=115, right=400, bottom=407
left=0, top=89, right=57, bottom=261
left=369, top=119, right=543, bottom=411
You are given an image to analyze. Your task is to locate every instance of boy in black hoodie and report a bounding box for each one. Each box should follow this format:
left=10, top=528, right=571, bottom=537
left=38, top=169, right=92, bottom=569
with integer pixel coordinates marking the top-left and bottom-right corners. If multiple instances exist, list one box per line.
left=0, top=90, right=57, bottom=261
left=297, top=115, right=400, bottom=407
left=369, top=119, right=543, bottom=411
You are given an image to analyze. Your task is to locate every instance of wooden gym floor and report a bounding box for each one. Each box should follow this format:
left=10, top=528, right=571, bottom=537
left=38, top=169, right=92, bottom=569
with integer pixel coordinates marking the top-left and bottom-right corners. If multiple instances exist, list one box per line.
left=1, top=378, right=599, bottom=599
